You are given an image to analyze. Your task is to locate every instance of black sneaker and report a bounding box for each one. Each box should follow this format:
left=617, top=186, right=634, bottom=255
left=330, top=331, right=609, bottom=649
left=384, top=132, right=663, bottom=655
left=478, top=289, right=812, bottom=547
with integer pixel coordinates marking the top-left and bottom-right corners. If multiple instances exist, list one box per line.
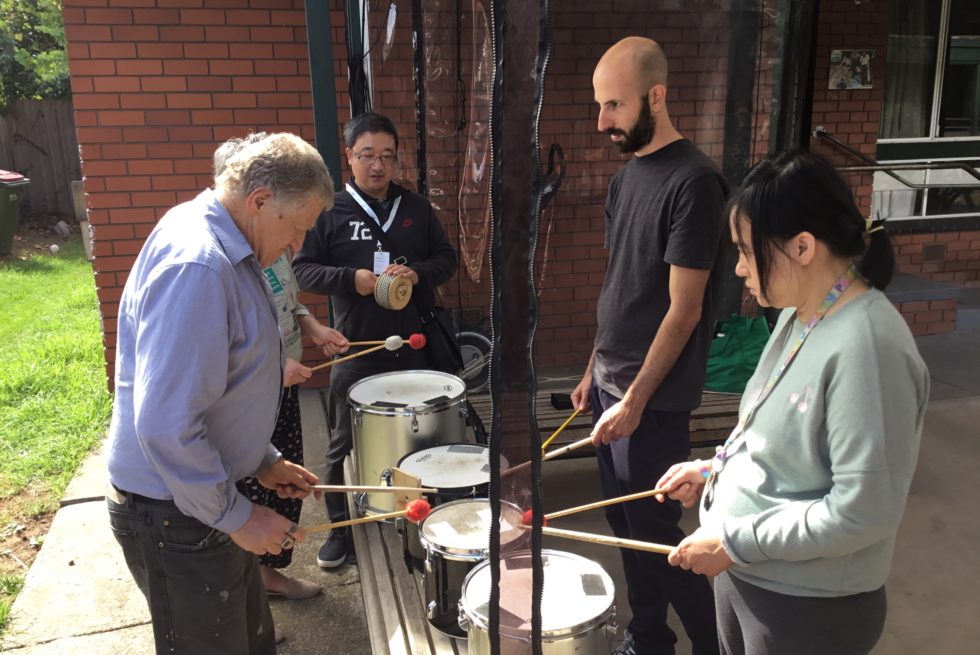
left=317, top=531, right=348, bottom=569
left=612, top=632, right=638, bottom=655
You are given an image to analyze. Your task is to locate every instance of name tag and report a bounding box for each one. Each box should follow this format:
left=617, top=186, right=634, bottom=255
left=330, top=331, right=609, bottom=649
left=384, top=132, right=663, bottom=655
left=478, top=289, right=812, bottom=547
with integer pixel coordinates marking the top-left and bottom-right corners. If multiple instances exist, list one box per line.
left=373, top=249, right=390, bottom=275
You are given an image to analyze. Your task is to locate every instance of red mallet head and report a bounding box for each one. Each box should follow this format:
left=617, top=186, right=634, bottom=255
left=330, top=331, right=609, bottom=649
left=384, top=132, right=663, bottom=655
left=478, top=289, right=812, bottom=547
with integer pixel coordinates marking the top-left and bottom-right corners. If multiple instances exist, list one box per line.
left=408, top=333, right=427, bottom=350
left=521, top=509, right=547, bottom=527
left=405, top=499, right=431, bottom=523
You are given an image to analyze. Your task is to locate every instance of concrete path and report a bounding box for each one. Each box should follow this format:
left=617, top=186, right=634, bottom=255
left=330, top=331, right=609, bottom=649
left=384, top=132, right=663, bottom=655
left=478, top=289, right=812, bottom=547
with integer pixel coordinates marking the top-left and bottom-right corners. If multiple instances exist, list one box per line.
left=2, top=330, right=978, bottom=653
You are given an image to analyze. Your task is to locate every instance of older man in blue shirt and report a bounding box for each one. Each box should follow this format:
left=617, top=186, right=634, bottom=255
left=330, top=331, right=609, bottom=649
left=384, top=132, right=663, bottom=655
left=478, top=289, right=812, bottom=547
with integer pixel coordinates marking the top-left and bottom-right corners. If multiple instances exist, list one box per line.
left=105, top=133, right=333, bottom=654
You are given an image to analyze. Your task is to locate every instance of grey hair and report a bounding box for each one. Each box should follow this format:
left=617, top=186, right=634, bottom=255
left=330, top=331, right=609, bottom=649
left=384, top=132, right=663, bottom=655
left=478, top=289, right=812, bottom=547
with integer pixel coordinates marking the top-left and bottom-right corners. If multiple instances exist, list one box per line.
left=215, top=133, right=333, bottom=207
left=212, top=132, right=269, bottom=179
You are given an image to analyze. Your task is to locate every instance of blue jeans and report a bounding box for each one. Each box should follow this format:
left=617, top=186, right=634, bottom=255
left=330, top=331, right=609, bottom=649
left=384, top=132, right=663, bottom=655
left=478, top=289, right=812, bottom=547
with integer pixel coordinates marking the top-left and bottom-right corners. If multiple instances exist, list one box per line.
left=107, top=490, right=275, bottom=654
left=591, top=383, right=719, bottom=655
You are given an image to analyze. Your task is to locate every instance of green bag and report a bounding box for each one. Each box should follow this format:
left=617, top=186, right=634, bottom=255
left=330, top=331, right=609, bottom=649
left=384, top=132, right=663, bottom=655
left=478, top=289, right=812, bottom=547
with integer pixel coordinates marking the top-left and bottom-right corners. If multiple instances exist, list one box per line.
left=704, top=315, right=771, bottom=394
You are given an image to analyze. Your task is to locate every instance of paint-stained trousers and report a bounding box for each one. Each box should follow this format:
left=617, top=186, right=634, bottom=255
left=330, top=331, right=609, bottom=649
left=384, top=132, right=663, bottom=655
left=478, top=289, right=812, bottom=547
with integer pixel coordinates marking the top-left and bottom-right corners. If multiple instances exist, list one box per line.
left=107, top=491, right=275, bottom=655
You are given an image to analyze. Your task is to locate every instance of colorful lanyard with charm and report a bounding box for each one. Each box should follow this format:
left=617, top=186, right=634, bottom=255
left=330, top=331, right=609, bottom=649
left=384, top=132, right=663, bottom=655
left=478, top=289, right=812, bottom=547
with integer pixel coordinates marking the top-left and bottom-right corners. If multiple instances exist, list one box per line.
left=702, top=264, right=859, bottom=510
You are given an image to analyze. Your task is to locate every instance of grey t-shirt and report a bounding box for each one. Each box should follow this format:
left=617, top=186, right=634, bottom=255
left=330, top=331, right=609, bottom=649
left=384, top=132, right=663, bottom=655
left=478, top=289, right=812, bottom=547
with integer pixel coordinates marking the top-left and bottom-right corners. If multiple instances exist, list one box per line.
left=593, top=139, right=728, bottom=411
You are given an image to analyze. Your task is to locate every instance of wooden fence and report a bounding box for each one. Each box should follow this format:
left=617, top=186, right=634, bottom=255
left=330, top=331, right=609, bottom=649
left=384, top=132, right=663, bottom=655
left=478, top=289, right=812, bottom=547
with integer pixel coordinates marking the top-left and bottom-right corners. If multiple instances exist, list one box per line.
left=0, top=99, right=82, bottom=218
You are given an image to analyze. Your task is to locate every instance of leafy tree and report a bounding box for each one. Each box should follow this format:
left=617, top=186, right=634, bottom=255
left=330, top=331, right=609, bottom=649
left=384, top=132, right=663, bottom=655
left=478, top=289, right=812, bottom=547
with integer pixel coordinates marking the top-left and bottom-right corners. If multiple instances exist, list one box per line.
left=0, top=0, right=69, bottom=112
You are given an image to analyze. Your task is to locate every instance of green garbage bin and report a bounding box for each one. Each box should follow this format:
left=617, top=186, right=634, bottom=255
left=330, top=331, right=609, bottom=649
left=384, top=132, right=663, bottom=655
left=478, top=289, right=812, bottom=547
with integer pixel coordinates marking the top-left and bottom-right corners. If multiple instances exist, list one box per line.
left=0, top=170, right=31, bottom=256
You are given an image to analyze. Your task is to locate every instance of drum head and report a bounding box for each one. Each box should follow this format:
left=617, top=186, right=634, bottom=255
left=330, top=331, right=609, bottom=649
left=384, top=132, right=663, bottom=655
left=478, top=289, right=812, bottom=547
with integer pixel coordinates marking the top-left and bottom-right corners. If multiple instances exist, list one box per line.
left=348, top=370, right=466, bottom=411
left=419, top=499, right=524, bottom=556
left=398, top=443, right=490, bottom=489
left=461, top=550, right=615, bottom=638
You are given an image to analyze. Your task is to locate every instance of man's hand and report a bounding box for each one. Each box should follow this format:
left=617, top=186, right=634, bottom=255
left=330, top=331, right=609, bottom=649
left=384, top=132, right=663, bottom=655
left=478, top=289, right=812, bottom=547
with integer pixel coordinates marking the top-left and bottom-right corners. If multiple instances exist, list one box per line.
left=256, top=458, right=319, bottom=500
left=590, top=396, right=642, bottom=446
left=305, top=322, right=349, bottom=357
left=667, top=527, right=733, bottom=577
left=354, top=269, right=378, bottom=296
left=571, top=372, right=592, bottom=413
left=283, top=358, right=312, bottom=387
left=655, top=460, right=707, bottom=508
left=383, top=262, right=419, bottom=285
left=230, top=504, right=307, bottom=556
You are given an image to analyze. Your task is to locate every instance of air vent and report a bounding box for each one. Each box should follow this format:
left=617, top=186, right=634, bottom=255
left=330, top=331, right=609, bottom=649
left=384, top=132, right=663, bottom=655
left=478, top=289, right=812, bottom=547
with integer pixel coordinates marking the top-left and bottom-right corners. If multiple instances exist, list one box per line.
left=922, top=243, right=947, bottom=264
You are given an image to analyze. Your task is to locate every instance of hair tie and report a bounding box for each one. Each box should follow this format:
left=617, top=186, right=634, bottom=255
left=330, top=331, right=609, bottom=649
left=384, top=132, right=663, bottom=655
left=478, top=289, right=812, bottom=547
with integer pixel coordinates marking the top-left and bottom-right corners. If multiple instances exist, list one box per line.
left=864, top=216, right=885, bottom=237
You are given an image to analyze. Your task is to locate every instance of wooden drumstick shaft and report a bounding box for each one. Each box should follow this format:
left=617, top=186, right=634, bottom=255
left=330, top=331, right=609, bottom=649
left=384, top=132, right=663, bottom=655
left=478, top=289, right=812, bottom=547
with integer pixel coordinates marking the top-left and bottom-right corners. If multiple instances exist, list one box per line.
left=533, top=525, right=673, bottom=555
left=541, top=408, right=582, bottom=452
left=311, top=484, right=438, bottom=493
left=345, top=340, right=386, bottom=347
left=309, top=343, right=387, bottom=372
left=305, top=508, right=409, bottom=535
left=502, top=435, right=594, bottom=478
left=545, top=487, right=668, bottom=521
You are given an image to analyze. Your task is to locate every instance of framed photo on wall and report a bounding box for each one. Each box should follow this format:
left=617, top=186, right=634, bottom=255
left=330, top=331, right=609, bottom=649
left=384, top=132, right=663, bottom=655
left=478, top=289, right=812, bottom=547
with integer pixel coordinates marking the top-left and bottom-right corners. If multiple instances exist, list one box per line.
left=829, top=49, right=873, bottom=90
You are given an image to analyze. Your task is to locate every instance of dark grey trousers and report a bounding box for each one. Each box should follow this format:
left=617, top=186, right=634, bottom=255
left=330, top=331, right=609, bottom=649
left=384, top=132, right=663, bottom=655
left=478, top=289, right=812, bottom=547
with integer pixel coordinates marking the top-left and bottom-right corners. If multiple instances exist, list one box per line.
left=715, top=571, right=886, bottom=655
left=107, top=492, right=275, bottom=655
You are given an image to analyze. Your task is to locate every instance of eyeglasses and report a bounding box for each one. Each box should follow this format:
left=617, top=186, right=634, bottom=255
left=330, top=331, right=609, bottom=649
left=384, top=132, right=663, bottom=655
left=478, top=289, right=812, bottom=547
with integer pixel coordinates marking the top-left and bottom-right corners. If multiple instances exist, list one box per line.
left=352, top=150, right=396, bottom=167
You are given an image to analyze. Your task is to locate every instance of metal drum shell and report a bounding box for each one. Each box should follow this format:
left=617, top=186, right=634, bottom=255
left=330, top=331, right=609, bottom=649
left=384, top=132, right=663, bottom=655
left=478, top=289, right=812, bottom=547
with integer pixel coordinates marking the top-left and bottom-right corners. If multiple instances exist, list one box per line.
left=348, top=371, right=467, bottom=515
left=458, top=549, right=617, bottom=653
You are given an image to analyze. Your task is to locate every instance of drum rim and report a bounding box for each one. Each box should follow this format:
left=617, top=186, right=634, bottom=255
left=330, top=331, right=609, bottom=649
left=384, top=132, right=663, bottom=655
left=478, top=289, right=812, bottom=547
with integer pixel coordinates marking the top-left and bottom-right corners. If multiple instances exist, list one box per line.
left=458, top=549, right=616, bottom=639
left=347, top=370, right=467, bottom=415
left=418, top=498, right=524, bottom=558
left=396, top=442, right=492, bottom=489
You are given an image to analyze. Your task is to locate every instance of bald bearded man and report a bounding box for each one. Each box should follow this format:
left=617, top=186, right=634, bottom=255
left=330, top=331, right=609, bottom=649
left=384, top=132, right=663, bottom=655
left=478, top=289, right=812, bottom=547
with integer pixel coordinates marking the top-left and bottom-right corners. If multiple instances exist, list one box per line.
left=571, top=37, right=727, bottom=655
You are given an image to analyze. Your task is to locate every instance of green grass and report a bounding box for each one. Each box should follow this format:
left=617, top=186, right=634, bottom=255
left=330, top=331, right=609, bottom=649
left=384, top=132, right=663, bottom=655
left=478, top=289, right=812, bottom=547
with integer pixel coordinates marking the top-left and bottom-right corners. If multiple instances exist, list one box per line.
left=0, top=238, right=111, bottom=502
left=0, top=237, right=111, bottom=634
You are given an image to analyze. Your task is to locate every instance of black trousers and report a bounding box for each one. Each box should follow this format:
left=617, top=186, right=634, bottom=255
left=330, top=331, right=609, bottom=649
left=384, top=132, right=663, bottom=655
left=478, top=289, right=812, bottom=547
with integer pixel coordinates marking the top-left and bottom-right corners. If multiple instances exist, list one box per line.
left=591, top=383, right=719, bottom=655
left=715, top=571, right=886, bottom=655
left=107, top=492, right=275, bottom=655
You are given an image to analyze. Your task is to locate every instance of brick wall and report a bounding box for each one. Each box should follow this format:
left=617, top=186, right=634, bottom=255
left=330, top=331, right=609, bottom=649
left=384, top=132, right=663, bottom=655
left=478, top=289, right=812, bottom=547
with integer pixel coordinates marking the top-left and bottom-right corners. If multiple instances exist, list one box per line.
left=62, top=0, right=347, bottom=385
left=808, top=0, right=889, bottom=215
left=893, top=231, right=980, bottom=287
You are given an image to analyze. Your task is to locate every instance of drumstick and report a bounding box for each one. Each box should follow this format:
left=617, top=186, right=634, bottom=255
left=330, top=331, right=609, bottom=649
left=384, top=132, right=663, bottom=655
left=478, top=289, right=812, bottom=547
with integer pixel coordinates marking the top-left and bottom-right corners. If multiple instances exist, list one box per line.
left=305, top=499, right=431, bottom=535
left=540, top=408, right=582, bottom=452
left=311, top=484, right=439, bottom=494
left=527, top=525, right=673, bottom=555
left=309, top=343, right=387, bottom=372
left=502, top=435, right=594, bottom=478
left=345, top=340, right=386, bottom=346
left=545, top=486, right=668, bottom=521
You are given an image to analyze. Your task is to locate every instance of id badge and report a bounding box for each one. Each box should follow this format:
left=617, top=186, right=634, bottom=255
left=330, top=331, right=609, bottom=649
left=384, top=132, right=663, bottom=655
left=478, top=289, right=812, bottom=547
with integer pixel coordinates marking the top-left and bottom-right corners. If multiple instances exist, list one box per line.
left=373, top=248, right=390, bottom=275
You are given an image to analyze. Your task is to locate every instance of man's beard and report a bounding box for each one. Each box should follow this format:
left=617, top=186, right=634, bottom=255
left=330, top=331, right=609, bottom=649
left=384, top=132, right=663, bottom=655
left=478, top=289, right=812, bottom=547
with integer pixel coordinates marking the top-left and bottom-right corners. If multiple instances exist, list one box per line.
left=605, top=96, right=656, bottom=154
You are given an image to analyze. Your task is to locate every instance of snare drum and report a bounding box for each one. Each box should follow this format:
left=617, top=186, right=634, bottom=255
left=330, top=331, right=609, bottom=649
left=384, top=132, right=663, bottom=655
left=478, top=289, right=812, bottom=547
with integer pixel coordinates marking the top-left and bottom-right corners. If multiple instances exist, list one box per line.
left=398, top=443, right=507, bottom=563
left=418, top=499, right=527, bottom=636
left=348, top=370, right=468, bottom=515
left=458, top=550, right=617, bottom=654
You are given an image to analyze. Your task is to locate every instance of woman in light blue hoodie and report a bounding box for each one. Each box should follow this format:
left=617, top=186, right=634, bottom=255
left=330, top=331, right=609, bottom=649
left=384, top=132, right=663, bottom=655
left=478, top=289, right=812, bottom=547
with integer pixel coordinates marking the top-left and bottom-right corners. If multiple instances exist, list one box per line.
left=656, top=151, right=929, bottom=655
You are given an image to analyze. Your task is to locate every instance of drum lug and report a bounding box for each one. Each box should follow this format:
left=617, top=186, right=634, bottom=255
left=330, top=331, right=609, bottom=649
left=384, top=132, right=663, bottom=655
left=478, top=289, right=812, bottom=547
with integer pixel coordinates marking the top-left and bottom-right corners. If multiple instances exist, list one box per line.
left=353, top=409, right=362, bottom=427
left=380, top=468, right=392, bottom=485
left=604, top=611, right=618, bottom=641
left=427, top=600, right=437, bottom=620
left=459, top=403, right=468, bottom=420
left=457, top=603, right=470, bottom=632
left=424, top=556, right=432, bottom=573
left=410, top=410, right=419, bottom=433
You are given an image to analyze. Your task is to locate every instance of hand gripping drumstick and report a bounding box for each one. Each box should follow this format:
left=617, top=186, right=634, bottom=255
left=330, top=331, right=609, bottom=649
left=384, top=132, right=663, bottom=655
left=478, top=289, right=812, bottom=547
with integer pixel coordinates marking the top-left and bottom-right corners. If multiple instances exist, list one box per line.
left=305, top=499, right=431, bottom=535
left=521, top=524, right=673, bottom=556
left=543, top=486, right=669, bottom=521
left=540, top=408, right=582, bottom=452
left=309, top=333, right=427, bottom=372
left=502, top=435, right=594, bottom=478
left=310, top=484, right=439, bottom=494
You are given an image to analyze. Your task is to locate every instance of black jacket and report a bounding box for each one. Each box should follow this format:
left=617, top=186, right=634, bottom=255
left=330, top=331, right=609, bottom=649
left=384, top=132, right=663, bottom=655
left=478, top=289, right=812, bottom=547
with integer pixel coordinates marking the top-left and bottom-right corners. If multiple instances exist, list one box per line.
left=293, top=181, right=457, bottom=373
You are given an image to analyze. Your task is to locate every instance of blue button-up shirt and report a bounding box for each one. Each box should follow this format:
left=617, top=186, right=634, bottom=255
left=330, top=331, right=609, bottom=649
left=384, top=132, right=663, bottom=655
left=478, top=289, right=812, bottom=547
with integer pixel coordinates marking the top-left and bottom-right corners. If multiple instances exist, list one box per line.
left=107, top=189, right=283, bottom=534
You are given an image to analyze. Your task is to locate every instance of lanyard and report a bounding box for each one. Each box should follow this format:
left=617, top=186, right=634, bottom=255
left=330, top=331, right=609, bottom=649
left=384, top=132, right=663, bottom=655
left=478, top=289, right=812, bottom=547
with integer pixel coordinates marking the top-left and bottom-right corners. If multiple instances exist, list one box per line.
left=346, top=182, right=401, bottom=233
left=703, top=265, right=858, bottom=507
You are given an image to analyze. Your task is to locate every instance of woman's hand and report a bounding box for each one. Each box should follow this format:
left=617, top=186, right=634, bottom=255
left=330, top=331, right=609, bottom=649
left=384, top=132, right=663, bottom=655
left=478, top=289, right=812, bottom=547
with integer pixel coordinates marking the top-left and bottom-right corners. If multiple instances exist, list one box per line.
left=667, top=527, right=733, bottom=577
left=306, top=322, right=350, bottom=357
left=383, top=262, right=419, bottom=285
left=283, top=358, right=312, bottom=387
left=655, top=460, right=708, bottom=508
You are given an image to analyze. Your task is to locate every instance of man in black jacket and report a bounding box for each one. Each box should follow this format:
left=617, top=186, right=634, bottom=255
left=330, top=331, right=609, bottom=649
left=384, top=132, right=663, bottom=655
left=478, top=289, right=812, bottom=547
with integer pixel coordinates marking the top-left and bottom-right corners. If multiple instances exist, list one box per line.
left=293, top=112, right=457, bottom=568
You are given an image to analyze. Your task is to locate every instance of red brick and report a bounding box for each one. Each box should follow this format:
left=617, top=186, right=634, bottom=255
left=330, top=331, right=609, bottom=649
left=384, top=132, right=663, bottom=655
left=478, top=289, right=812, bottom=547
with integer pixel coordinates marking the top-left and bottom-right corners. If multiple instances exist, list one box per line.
left=89, top=43, right=137, bottom=58
left=87, top=193, right=132, bottom=209
left=926, top=321, right=955, bottom=334
left=141, top=77, right=188, bottom=92
left=168, top=126, right=215, bottom=142
left=163, top=60, right=209, bottom=76
left=76, top=126, right=124, bottom=143
left=106, top=176, right=152, bottom=192
left=128, top=159, right=174, bottom=175
left=226, top=9, right=270, bottom=25
left=110, top=25, right=160, bottom=41
left=136, top=43, right=184, bottom=59
left=166, top=93, right=213, bottom=109
left=120, top=93, right=167, bottom=109
left=116, top=59, right=164, bottom=76
left=145, top=110, right=191, bottom=125
left=73, top=94, right=121, bottom=110
left=214, top=94, right=257, bottom=108
left=158, top=25, right=204, bottom=41
left=69, top=59, right=116, bottom=76
left=102, top=143, right=148, bottom=159
left=82, top=160, right=129, bottom=176
left=184, top=43, right=229, bottom=59
left=152, top=175, right=199, bottom=191
left=205, top=25, right=251, bottom=42
left=64, top=24, right=113, bottom=41
left=209, top=60, right=253, bottom=76
left=132, top=8, right=180, bottom=24
left=98, top=111, right=146, bottom=126
left=122, top=127, right=168, bottom=142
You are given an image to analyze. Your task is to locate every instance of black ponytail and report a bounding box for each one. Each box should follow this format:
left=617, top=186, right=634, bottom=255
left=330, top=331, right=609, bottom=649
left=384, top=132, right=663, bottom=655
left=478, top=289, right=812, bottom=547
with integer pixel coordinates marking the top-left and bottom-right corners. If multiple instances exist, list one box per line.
left=730, top=150, right=896, bottom=294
